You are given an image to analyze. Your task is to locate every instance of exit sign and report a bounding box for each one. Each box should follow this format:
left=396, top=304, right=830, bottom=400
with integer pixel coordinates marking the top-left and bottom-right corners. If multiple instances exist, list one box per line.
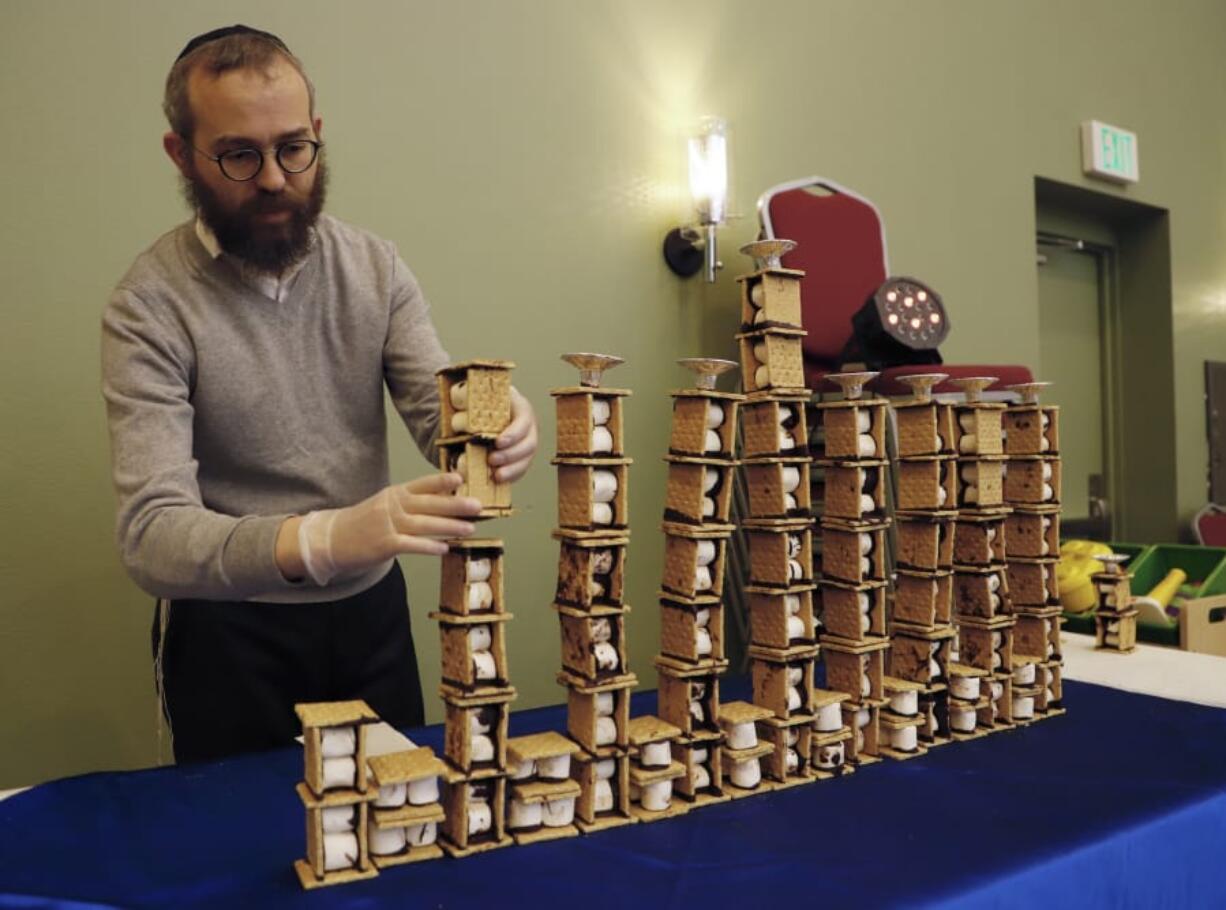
left=1081, top=120, right=1139, bottom=184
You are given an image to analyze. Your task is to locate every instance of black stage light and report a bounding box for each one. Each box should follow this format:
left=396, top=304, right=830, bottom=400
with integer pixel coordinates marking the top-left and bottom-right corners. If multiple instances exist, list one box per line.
left=843, top=276, right=950, bottom=370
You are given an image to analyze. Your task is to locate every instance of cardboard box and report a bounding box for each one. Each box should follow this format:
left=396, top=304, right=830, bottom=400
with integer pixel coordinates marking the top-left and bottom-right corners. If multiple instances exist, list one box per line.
left=740, top=393, right=809, bottom=459
left=1181, top=594, right=1226, bottom=657
left=552, top=387, right=630, bottom=458
left=552, top=532, right=628, bottom=610
left=436, top=360, right=514, bottom=439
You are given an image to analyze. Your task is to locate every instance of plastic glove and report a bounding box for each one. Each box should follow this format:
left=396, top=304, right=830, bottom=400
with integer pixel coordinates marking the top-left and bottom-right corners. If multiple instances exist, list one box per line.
left=295, top=473, right=480, bottom=585
left=488, top=386, right=538, bottom=483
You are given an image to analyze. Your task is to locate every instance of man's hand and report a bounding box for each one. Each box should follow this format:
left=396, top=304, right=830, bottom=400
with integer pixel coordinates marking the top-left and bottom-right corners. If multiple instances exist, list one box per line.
left=489, top=386, right=538, bottom=483
left=278, top=473, right=481, bottom=585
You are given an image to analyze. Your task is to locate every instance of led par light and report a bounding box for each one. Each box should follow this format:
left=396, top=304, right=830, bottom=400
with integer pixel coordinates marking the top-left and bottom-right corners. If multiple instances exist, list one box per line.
left=845, top=276, right=949, bottom=369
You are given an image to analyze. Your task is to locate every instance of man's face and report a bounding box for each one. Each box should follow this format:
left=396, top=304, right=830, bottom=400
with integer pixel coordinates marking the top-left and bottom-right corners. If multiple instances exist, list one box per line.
left=167, top=57, right=326, bottom=273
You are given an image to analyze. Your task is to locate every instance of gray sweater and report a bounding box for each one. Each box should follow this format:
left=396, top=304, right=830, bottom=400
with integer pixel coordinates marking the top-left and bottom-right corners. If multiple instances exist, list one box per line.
left=101, top=215, right=449, bottom=603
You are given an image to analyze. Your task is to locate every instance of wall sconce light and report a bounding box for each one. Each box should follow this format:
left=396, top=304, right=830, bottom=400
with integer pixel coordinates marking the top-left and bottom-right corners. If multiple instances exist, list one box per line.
left=663, top=116, right=729, bottom=283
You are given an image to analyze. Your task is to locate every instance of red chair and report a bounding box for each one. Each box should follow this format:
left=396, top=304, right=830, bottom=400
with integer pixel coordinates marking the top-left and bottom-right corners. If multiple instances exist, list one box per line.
left=1193, top=504, right=1226, bottom=546
left=757, top=177, right=1033, bottom=394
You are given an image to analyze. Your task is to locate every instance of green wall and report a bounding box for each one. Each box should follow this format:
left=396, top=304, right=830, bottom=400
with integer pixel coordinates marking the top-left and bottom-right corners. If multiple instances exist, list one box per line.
left=3, top=0, right=1224, bottom=788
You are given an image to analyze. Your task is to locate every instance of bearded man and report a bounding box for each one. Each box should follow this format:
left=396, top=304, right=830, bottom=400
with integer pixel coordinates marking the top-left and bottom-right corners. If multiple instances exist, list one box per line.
left=101, top=26, right=538, bottom=763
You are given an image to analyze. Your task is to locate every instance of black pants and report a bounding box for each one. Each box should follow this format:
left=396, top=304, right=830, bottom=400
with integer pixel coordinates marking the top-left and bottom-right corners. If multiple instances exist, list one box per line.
left=153, top=562, right=424, bottom=764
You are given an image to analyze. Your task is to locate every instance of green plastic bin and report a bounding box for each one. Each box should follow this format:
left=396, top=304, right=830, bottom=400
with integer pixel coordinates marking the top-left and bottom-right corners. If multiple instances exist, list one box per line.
left=1061, top=542, right=1152, bottom=639
left=1127, top=544, right=1226, bottom=646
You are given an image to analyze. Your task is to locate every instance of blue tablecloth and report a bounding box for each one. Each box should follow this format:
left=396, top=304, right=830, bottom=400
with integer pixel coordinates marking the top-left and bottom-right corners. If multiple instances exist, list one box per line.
left=2, top=679, right=1225, bottom=909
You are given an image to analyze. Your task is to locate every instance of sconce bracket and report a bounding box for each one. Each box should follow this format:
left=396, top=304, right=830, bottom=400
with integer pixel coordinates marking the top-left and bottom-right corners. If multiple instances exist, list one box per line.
left=663, top=227, right=704, bottom=278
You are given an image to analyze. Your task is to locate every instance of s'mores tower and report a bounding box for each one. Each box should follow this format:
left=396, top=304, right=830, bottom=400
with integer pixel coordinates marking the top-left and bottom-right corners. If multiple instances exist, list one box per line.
left=1004, top=382, right=1067, bottom=717
left=888, top=373, right=958, bottom=750
left=735, top=240, right=829, bottom=786
left=814, top=371, right=891, bottom=767
left=656, top=358, right=742, bottom=808
left=550, top=353, right=638, bottom=833
left=947, top=376, right=1014, bottom=737
left=1089, top=554, right=1137, bottom=654
left=431, top=361, right=518, bottom=857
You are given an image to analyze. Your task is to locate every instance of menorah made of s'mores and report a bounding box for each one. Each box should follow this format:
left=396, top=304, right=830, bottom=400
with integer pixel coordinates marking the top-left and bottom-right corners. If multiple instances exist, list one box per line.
left=1003, top=382, right=1067, bottom=719
left=813, top=370, right=891, bottom=767
left=942, top=376, right=1020, bottom=737
left=431, top=360, right=520, bottom=857
left=1090, top=554, right=1138, bottom=654
left=657, top=358, right=741, bottom=808
left=550, top=353, right=638, bottom=833
left=293, top=702, right=449, bottom=888
left=887, top=376, right=959, bottom=749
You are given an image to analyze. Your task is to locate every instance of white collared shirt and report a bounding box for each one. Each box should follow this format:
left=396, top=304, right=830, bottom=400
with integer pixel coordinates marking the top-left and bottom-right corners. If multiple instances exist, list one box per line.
left=194, top=217, right=309, bottom=304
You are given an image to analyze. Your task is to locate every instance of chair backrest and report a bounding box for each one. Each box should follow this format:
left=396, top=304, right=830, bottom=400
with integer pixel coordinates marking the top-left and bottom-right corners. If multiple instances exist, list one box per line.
left=1194, top=504, right=1226, bottom=547
left=759, top=178, right=890, bottom=380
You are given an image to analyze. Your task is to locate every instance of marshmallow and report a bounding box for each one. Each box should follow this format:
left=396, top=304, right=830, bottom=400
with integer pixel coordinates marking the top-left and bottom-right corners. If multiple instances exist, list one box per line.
left=950, top=676, right=980, bottom=700
left=788, top=559, right=804, bottom=581
left=787, top=534, right=803, bottom=558
left=963, top=484, right=980, bottom=504
left=696, top=539, right=717, bottom=566
left=857, top=434, right=876, bottom=457
left=783, top=493, right=798, bottom=511
left=750, top=283, right=765, bottom=307
left=778, top=405, right=795, bottom=426
left=595, top=692, right=615, bottom=716
left=860, top=493, right=876, bottom=513
left=1042, top=461, right=1053, bottom=481
left=1013, top=696, right=1035, bottom=719
left=786, top=685, right=803, bottom=712
left=989, top=593, right=1002, bottom=610
left=861, top=673, right=872, bottom=698
left=322, top=806, right=355, bottom=833
left=786, top=614, right=806, bottom=641
left=786, top=748, right=800, bottom=773
left=407, top=822, right=437, bottom=847
left=454, top=452, right=467, bottom=478
left=449, top=381, right=469, bottom=411
left=472, top=650, right=497, bottom=680
left=785, top=594, right=801, bottom=616
left=703, top=467, right=721, bottom=493
left=375, top=782, right=407, bottom=808
left=694, top=565, right=712, bottom=591
left=951, top=707, right=977, bottom=732
left=468, top=624, right=492, bottom=651
left=755, top=365, right=770, bottom=388
left=593, top=641, right=620, bottom=671
left=695, top=627, right=712, bottom=656
left=595, top=716, right=618, bottom=745
left=816, top=703, right=842, bottom=732
left=538, top=754, right=570, bottom=780
left=857, top=707, right=871, bottom=729
left=786, top=666, right=803, bottom=686
left=471, top=734, right=495, bottom=762
left=816, top=743, right=844, bottom=769
left=702, top=496, right=717, bottom=518
left=695, top=608, right=711, bottom=628
left=1041, top=482, right=1054, bottom=501
left=592, top=470, right=618, bottom=502
left=704, top=429, right=722, bottom=452
left=752, top=342, right=769, bottom=363
left=320, top=726, right=356, bottom=759
left=929, top=658, right=942, bottom=678
left=508, top=799, right=542, bottom=829
left=992, top=631, right=1004, bottom=647
left=1013, top=663, right=1036, bottom=685
left=589, top=579, right=606, bottom=599
left=595, top=759, right=617, bottom=780
left=469, top=708, right=492, bottom=735
left=706, top=402, right=725, bottom=429
left=890, top=690, right=918, bottom=717
left=1105, top=633, right=1120, bottom=646
left=859, top=533, right=874, bottom=556
left=322, top=757, right=356, bottom=790
left=466, top=558, right=492, bottom=583
left=936, top=486, right=948, bottom=506
left=467, top=582, right=494, bottom=612
left=642, top=741, right=671, bottom=768
left=779, top=430, right=795, bottom=450
left=641, top=781, right=671, bottom=812
left=729, top=759, right=761, bottom=789
left=468, top=801, right=492, bottom=835
left=591, top=398, right=611, bottom=425
left=781, top=466, right=801, bottom=493
left=1041, top=437, right=1051, bottom=451
left=591, top=617, right=612, bottom=643
left=592, top=548, right=615, bottom=574
left=593, top=780, right=614, bottom=812
left=959, top=434, right=978, bottom=454
left=988, top=573, right=1001, bottom=593
left=692, top=763, right=711, bottom=790
left=591, top=425, right=614, bottom=453
left=991, top=651, right=1003, bottom=670
left=323, top=832, right=360, bottom=871
left=510, top=759, right=535, bottom=781
left=859, top=556, right=872, bottom=576
left=786, top=728, right=800, bottom=747
left=592, top=502, right=614, bottom=524
left=727, top=721, right=757, bottom=750
left=987, top=527, right=997, bottom=541
left=990, top=681, right=1004, bottom=701
left=857, top=591, right=871, bottom=612
left=890, top=726, right=918, bottom=752
left=369, top=822, right=408, bottom=856
left=450, top=411, right=469, bottom=434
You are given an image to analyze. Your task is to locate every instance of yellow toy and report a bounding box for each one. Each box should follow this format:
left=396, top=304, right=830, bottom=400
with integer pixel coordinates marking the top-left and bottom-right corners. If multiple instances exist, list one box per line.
left=1057, top=540, right=1112, bottom=613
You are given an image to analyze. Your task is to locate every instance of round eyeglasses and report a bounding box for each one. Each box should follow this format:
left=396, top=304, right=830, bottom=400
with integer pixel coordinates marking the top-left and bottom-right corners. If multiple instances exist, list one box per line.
left=189, top=139, right=323, bottom=182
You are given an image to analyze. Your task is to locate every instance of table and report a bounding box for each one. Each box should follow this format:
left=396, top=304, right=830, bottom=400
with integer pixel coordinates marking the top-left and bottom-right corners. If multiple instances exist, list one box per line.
left=2, top=673, right=1225, bottom=909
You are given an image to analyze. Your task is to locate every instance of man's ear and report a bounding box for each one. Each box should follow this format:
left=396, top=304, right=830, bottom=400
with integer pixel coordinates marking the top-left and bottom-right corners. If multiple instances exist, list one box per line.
left=313, top=115, right=323, bottom=139
left=163, top=131, right=192, bottom=178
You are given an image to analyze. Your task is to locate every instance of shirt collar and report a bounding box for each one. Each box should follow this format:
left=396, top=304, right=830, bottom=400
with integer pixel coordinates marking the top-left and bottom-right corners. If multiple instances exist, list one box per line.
left=195, top=216, right=223, bottom=260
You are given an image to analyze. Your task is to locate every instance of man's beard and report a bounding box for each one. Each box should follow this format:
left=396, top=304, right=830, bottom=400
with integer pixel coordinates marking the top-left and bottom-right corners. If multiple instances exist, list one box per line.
left=182, top=155, right=328, bottom=274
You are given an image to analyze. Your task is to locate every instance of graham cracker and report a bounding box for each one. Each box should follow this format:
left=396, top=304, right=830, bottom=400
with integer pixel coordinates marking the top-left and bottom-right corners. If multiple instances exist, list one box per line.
left=823, top=640, right=887, bottom=703
left=889, top=629, right=955, bottom=686
left=552, top=534, right=628, bottom=610
left=438, top=540, right=504, bottom=617
left=371, top=802, right=446, bottom=829
left=743, top=458, right=812, bottom=520
left=628, top=714, right=682, bottom=747
left=368, top=747, right=447, bottom=787
left=572, top=752, right=634, bottom=828
left=953, top=567, right=1011, bottom=620
left=661, top=529, right=729, bottom=600
left=841, top=702, right=881, bottom=762
left=669, top=393, right=739, bottom=459
left=672, top=740, right=728, bottom=803
left=298, top=793, right=374, bottom=887
left=1004, top=456, right=1062, bottom=506
left=507, top=731, right=581, bottom=765
left=810, top=728, right=854, bottom=779
left=552, top=389, right=629, bottom=458
left=893, top=569, right=953, bottom=629
left=819, top=520, right=887, bottom=585
left=894, top=400, right=956, bottom=458
left=818, top=400, right=887, bottom=461
left=746, top=583, right=818, bottom=650
left=511, top=823, right=580, bottom=847
left=443, top=699, right=509, bottom=774
left=664, top=458, right=735, bottom=527
left=630, top=794, right=691, bottom=822
left=436, top=361, right=514, bottom=439
left=1092, top=570, right=1134, bottom=610
left=740, top=394, right=809, bottom=459
left=895, top=511, right=956, bottom=571
left=958, top=617, right=1015, bottom=674
left=556, top=606, right=629, bottom=683
left=955, top=457, right=1004, bottom=509
left=437, top=437, right=513, bottom=516
left=370, top=841, right=445, bottom=869
left=659, top=599, right=725, bottom=665
left=749, top=652, right=818, bottom=720
left=294, top=860, right=378, bottom=891
left=656, top=667, right=721, bottom=737
left=757, top=716, right=815, bottom=783
left=510, top=779, right=582, bottom=804
left=1006, top=558, right=1060, bottom=608
left=565, top=680, right=632, bottom=755
left=739, top=269, right=803, bottom=330
left=896, top=456, right=958, bottom=512
left=1095, top=608, right=1138, bottom=651
left=1003, top=507, right=1060, bottom=560
left=953, top=404, right=1004, bottom=455
left=1003, top=404, right=1060, bottom=456
left=298, top=701, right=378, bottom=798
left=554, top=459, right=632, bottom=532
left=440, top=775, right=507, bottom=854
left=820, top=460, right=888, bottom=521
left=952, top=514, right=1008, bottom=567
left=744, top=522, right=813, bottom=588
left=432, top=611, right=512, bottom=693
left=820, top=578, right=886, bottom=642
left=736, top=327, right=807, bottom=394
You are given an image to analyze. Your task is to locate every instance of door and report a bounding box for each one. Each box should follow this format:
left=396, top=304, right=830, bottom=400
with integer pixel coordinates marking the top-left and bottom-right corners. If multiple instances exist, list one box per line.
left=1036, top=234, right=1111, bottom=539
